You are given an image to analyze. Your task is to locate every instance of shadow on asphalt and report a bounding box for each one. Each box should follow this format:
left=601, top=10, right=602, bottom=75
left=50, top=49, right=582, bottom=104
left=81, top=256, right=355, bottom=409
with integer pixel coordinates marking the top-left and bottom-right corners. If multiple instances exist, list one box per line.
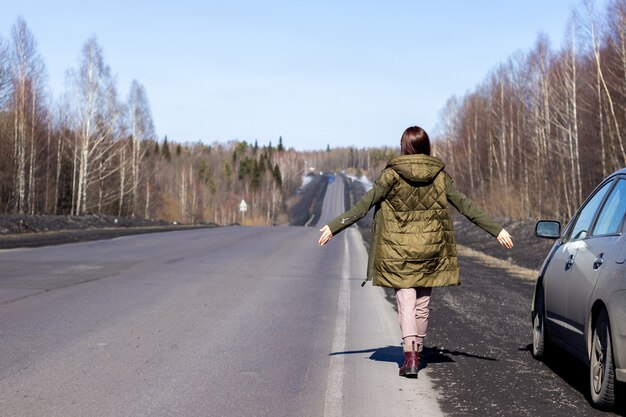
left=329, top=345, right=404, bottom=367
left=521, top=343, right=626, bottom=415
left=330, top=344, right=498, bottom=370
left=420, top=346, right=498, bottom=370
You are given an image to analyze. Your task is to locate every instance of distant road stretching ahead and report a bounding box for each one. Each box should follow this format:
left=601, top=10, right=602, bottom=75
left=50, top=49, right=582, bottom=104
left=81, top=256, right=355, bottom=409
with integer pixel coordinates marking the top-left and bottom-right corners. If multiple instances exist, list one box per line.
left=0, top=176, right=442, bottom=417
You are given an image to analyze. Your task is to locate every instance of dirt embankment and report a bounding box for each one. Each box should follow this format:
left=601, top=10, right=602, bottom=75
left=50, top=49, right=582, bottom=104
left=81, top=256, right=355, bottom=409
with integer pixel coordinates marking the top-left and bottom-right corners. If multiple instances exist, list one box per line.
left=452, top=216, right=554, bottom=273
left=0, top=214, right=216, bottom=250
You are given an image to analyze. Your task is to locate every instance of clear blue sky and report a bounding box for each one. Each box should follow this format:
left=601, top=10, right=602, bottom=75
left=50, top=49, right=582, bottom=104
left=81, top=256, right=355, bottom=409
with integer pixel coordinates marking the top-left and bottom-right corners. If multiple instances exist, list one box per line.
left=1, top=1, right=600, bottom=150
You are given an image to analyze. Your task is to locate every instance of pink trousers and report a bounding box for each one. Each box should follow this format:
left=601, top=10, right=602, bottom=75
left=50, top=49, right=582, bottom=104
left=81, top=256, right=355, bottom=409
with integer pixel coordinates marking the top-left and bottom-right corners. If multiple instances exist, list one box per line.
left=395, top=287, right=432, bottom=348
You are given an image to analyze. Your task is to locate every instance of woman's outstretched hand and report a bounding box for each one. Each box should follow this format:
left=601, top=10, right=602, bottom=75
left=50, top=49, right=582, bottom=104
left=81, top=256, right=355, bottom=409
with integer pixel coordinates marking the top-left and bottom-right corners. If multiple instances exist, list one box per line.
left=497, top=229, right=513, bottom=249
left=319, top=225, right=333, bottom=246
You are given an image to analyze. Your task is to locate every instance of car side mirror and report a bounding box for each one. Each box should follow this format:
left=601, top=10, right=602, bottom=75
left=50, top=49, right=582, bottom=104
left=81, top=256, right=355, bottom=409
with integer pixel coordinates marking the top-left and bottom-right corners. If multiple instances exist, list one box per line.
left=535, top=220, right=561, bottom=239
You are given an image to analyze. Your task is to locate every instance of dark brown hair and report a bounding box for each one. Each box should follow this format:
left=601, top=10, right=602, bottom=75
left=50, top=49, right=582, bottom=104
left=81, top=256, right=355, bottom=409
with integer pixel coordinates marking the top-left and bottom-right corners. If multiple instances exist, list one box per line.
left=400, top=126, right=430, bottom=155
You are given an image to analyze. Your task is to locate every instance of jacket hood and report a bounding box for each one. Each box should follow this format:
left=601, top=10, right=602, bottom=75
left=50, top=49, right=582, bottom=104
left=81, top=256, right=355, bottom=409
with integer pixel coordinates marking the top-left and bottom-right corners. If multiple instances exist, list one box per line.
left=386, top=154, right=445, bottom=183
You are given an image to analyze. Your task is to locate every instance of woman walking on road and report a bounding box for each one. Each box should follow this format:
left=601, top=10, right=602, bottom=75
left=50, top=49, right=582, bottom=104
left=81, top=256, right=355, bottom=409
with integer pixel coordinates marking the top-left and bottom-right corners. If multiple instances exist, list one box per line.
left=318, top=126, right=513, bottom=378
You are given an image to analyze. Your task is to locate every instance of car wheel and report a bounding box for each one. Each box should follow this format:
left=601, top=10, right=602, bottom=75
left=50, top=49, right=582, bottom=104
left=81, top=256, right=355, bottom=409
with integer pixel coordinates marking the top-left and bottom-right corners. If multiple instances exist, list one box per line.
left=589, top=308, right=615, bottom=409
left=532, top=287, right=547, bottom=359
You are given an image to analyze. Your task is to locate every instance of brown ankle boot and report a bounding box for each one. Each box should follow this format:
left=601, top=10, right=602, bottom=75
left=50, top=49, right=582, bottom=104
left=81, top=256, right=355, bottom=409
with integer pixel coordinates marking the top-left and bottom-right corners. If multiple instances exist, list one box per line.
left=399, top=341, right=419, bottom=378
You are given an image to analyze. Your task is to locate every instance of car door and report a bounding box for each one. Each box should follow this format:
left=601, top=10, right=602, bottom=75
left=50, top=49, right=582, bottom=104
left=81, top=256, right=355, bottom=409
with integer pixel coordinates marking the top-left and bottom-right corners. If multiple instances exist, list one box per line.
left=567, top=177, right=626, bottom=353
left=543, top=239, right=579, bottom=340
left=544, top=178, right=614, bottom=344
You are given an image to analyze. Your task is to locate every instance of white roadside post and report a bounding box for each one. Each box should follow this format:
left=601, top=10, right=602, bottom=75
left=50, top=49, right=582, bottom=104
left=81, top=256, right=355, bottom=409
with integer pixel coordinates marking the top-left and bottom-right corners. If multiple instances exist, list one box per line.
left=239, top=199, right=248, bottom=225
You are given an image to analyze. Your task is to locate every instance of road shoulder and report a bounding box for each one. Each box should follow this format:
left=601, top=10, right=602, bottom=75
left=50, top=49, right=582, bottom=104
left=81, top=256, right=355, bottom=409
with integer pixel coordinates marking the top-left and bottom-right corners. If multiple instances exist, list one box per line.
left=338, top=228, right=445, bottom=416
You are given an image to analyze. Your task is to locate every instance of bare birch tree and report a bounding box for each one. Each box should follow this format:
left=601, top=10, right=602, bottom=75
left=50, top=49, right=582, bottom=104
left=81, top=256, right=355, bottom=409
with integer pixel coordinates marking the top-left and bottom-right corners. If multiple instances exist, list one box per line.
left=67, top=37, right=122, bottom=215
left=9, top=17, right=46, bottom=214
left=584, top=0, right=625, bottom=168
left=0, top=36, right=11, bottom=211
left=0, top=36, right=10, bottom=108
left=128, top=80, right=155, bottom=216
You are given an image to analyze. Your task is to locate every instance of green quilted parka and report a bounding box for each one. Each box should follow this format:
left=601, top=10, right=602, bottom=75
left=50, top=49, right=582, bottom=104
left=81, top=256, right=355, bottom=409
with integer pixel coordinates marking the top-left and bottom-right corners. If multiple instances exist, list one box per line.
left=327, top=154, right=502, bottom=288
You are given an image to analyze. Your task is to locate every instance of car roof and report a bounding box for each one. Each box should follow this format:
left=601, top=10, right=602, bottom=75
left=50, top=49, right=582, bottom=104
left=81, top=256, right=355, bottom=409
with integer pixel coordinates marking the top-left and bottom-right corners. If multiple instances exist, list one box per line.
left=613, top=167, right=626, bottom=176
left=593, top=167, right=626, bottom=193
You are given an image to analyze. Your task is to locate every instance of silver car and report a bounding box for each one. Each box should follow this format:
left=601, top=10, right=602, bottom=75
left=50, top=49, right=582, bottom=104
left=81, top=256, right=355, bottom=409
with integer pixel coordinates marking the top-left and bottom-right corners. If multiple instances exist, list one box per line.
left=532, top=167, right=626, bottom=409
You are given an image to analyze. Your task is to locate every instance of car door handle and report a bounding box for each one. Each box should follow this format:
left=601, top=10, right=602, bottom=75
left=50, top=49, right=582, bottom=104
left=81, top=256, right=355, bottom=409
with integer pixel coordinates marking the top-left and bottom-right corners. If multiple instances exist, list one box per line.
left=593, top=253, right=604, bottom=270
left=565, top=255, right=574, bottom=271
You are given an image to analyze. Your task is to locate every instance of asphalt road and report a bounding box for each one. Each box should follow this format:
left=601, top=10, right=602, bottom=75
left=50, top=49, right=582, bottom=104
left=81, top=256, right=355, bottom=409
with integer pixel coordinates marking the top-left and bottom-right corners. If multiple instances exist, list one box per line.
left=0, top=175, right=622, bottom=416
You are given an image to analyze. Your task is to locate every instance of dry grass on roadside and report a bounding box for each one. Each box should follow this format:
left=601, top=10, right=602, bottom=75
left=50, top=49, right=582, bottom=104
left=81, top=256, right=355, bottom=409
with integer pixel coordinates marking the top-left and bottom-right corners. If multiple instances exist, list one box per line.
left=457, top=244, right=539, bottom=281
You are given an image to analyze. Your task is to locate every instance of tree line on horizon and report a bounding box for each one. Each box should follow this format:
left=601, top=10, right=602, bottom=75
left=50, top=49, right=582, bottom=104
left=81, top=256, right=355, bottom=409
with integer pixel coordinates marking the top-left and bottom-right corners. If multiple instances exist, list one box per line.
left=0, top=17, right=398, bottom=225
left=0, top=18, right=308, bottom=225
left=2, top=0, right=625, bottom=225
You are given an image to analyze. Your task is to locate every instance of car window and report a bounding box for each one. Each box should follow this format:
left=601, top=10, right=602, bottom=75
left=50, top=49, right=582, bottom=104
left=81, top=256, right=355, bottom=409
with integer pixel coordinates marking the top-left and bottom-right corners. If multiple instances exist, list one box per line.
left=568, top=179, right=613, bottom=241
left=593, top=178, right=626, bottom=236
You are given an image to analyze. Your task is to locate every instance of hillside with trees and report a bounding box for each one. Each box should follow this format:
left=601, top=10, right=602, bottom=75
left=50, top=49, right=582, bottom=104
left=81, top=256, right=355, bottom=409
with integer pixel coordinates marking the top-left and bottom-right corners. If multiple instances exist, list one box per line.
left=433, top=0, right=626, bottom=222
left=1, top=0, right=625, bottom=227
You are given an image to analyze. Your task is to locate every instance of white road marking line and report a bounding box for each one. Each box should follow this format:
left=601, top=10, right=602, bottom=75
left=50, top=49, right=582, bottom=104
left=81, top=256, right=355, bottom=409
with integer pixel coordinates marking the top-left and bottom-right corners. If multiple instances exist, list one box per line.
left=324, top=230, right=351, bottom=417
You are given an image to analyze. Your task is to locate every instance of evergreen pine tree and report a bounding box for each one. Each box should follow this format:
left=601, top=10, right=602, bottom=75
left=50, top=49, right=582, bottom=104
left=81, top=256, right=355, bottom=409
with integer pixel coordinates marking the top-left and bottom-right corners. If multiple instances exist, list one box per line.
left=251, top=159, right=261, bottom=189
left=273, top=163, right=282, bottom=187
left=162, top=136, right=171, bottom=161
left=258, top=154, right=264, bottom=172
left=238, top=157, right=252, bottom=180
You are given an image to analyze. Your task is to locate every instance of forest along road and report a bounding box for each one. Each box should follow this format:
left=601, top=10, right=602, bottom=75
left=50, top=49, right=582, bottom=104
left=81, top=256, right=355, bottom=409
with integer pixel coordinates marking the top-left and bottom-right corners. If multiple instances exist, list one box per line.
left=0, top=176, right=619, bottom=417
